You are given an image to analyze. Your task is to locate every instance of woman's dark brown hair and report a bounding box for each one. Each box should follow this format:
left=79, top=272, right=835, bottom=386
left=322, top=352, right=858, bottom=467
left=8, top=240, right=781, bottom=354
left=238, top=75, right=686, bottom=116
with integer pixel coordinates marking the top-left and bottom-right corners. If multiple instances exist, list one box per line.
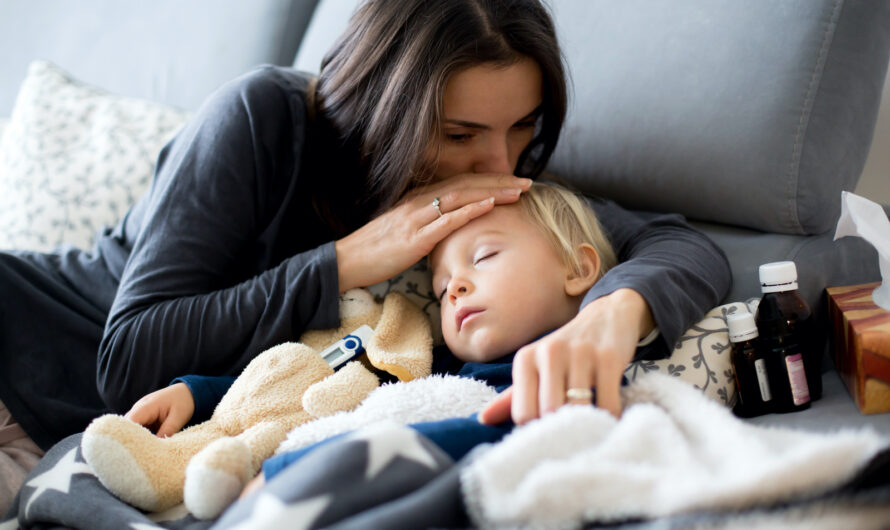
left=316, top=0, right=567, bottom=211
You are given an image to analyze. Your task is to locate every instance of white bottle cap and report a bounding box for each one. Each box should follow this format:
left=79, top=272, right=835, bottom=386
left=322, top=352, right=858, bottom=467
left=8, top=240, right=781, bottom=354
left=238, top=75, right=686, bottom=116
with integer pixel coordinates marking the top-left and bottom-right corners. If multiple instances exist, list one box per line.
left=727, top=312, right=759, bottom=342
left=759, top=261, right=798, bottom=293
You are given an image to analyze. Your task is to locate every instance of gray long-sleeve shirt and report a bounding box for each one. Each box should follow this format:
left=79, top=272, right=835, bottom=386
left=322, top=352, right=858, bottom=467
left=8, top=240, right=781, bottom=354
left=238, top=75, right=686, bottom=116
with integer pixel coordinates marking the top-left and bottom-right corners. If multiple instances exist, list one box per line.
left=0, top=66, right=730, bottom=449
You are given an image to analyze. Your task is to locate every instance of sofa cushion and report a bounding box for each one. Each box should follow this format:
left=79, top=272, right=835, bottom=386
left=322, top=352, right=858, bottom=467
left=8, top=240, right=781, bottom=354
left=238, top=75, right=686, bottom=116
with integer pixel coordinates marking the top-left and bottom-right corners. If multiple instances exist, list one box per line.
left=0, top=0, right=318, bottom=115
left=547, top=0, right=890, bottom=235
left=694, top=218, right=882, bottom=318
left=0, top=61, right=190, bottom=252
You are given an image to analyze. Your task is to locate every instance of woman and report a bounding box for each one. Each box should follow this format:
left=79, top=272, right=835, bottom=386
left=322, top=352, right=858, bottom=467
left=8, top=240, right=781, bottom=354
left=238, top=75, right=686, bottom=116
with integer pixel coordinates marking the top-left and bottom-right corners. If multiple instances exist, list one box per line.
left=0, top=0, right=729, bottom=508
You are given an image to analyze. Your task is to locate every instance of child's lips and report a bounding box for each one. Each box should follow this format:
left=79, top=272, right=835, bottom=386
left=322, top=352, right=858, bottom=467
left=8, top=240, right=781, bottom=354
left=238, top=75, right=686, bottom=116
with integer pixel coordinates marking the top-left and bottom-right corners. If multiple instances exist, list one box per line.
left=455, top=307, right=484, bottom=332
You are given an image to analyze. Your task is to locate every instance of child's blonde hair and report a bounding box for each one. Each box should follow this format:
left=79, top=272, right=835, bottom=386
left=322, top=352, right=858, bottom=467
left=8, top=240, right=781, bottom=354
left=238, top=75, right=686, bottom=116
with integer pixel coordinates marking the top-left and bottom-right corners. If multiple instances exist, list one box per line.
left=517, top=182, right=617, bottom=281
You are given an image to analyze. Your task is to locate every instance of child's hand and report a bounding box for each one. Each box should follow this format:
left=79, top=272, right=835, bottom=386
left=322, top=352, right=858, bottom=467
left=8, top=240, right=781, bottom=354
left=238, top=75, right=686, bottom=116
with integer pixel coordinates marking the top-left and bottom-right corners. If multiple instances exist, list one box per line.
left=240, top=473, right=265, bottom=499
left=124, top=382, right=195, bottom=437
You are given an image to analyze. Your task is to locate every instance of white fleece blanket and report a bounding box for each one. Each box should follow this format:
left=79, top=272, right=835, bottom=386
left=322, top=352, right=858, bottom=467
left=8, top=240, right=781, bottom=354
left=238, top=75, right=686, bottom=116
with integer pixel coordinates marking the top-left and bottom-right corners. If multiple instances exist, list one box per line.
left=276, top=374, right=498, bottom=454
left=461, top=373, right=890, bottom=529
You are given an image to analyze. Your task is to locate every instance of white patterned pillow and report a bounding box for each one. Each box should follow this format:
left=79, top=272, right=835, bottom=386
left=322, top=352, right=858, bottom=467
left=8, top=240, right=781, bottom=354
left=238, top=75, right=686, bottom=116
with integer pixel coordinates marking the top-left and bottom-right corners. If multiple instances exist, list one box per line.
left=0, top=61, right=190, bottom=251
left=625, top=298, right=760, bottom=407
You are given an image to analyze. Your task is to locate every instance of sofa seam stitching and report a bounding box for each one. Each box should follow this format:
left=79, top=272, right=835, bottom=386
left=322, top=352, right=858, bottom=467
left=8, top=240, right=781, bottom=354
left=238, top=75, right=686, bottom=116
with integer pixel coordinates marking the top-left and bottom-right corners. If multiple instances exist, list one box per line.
left=785, top=0, right=843, bottom=235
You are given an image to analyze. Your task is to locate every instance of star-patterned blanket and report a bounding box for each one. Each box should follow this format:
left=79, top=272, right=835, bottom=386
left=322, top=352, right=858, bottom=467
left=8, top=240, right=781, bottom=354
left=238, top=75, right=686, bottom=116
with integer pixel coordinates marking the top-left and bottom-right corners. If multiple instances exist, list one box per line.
left=0, top=424, right=469, bottom=530
left=4, top=374, right=890, bottom=530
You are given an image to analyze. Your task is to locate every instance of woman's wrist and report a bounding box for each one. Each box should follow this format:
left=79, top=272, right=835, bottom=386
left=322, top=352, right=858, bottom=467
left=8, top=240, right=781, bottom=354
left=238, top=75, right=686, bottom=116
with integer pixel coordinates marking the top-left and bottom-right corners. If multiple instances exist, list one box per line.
left=585, top=288, right=655, bottom=341
left=334, top=236, right=360, bottom=293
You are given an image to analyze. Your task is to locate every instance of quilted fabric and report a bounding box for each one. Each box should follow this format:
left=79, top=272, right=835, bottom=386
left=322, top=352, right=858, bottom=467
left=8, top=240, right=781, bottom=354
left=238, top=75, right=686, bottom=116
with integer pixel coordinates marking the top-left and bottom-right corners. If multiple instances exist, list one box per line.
left=0, top=61, right=190, bottom=252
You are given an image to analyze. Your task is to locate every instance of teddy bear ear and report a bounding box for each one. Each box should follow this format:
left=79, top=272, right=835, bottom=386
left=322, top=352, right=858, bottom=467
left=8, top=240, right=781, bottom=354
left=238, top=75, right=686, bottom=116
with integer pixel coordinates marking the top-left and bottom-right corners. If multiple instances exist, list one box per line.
left=365, top=292, right=433, bottom=381
left=338, top=288, right=378, bottom=320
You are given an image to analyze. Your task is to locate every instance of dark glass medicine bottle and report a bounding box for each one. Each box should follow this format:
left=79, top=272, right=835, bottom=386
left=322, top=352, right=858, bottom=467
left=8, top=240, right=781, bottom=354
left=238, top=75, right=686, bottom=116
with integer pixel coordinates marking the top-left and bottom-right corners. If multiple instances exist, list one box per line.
left=728, top=312, right=772, bottom=417
left=755, top=261, right=814, bottom=413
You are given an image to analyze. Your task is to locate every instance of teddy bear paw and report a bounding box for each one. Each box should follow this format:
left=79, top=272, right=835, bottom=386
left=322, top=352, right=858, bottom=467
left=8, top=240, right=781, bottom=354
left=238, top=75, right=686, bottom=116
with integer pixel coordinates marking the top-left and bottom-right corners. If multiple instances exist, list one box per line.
left=184, top=437, right=252, bottom=519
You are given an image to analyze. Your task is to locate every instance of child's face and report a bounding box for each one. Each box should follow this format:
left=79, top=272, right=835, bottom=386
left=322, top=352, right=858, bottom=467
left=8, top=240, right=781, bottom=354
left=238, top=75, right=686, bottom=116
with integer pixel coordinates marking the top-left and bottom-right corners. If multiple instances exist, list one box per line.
left=430, top=204, right=580, bottom=363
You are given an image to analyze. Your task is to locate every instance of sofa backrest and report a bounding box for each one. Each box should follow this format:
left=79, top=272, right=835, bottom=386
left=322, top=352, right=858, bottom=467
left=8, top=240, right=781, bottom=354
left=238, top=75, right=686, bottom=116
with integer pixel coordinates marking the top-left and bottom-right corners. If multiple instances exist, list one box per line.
left=295, top=0, right=890, bottom=236
left=547, top=0, right=890, bottom=236
left=0, top=0, right=318, bottom=114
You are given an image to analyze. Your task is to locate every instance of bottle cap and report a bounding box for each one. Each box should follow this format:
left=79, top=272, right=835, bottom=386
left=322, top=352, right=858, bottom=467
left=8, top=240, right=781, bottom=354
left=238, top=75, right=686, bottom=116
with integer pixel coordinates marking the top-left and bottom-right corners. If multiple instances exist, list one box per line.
left=759, top=261, right=798, bottom=293
left=727, top=312, right=758, bottom=342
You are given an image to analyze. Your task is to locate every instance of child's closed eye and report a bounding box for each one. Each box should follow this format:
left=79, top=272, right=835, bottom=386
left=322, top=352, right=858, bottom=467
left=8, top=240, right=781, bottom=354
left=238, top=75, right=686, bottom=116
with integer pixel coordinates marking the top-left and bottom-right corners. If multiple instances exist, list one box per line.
left=473, top=251, right=498, bottom=265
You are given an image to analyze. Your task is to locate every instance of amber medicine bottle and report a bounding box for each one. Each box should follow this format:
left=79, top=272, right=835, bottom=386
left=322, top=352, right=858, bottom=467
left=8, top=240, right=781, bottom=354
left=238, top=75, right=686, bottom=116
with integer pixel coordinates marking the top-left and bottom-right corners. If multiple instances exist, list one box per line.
left=728, top=312, right=772, bottom=417
left=755, top=261, right=814, bottom=412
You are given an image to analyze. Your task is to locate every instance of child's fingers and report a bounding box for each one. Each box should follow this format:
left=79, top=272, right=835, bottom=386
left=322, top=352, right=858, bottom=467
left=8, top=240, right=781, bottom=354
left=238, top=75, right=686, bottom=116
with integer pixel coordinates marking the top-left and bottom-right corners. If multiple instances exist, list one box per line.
left=156, top=412, right=187, bottom=438
left=478, top=386, right=513, bottom=425
left=124, top=400, right=160, bottom=428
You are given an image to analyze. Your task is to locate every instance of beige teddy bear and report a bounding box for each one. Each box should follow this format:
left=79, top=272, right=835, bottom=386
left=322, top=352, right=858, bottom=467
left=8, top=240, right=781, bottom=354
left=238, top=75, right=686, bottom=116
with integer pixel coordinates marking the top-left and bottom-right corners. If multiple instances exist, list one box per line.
left=81, top=289, right=432, bottom=519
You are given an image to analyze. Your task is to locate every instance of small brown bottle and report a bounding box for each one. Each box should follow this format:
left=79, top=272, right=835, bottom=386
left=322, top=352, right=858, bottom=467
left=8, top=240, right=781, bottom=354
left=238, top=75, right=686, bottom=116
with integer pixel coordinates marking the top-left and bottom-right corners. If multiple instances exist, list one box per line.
left=755, top=262, right=812, bottom=412
left=728, top=312, right=772, bottom=417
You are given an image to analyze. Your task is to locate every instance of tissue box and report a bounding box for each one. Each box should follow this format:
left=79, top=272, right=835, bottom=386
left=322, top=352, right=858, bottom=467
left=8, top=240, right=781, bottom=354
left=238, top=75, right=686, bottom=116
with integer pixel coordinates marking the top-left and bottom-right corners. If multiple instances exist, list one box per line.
left=827, top=282, right=890, bottom=414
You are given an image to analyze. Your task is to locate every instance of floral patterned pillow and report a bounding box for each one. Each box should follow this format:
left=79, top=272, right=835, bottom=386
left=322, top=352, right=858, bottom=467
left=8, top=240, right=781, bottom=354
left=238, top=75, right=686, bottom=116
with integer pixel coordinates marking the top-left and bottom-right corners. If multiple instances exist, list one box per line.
left=0, top=61, right=190, bottom=252
left=625, top=299, right=760, bottom=407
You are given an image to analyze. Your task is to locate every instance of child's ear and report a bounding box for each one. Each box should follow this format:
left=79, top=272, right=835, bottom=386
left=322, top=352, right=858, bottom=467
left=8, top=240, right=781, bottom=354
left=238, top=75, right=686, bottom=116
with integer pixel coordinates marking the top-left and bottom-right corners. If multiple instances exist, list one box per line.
left=564, top=243, right=601, bottom=296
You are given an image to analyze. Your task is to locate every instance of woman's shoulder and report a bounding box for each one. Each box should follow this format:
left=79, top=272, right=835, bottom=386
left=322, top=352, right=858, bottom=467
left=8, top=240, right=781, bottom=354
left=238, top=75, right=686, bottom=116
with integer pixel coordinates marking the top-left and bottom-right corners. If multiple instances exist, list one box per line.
left=229, top=65, right=315, bottom=99
left=201, top=66, right=316, bottom=126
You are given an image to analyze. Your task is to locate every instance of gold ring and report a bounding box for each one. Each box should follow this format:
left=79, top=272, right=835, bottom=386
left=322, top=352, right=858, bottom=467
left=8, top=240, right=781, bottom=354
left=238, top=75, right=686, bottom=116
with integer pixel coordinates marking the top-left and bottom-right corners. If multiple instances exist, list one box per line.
left=566, top=387, right=593, bottom=401
left=432, top=197, right=443, bottom=217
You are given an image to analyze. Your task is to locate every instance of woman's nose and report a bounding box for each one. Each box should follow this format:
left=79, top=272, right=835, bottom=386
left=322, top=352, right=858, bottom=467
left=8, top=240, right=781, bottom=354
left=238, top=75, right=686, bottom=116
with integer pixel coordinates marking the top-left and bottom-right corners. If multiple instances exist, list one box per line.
left=473, top=138, right=513, bottom=174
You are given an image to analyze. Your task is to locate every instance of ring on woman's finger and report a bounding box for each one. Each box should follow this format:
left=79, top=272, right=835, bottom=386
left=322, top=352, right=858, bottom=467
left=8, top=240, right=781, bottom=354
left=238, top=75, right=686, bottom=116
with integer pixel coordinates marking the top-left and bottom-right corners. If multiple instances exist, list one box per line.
left=566, top=387, right=594, bottom=402
left=432, top=197, right=443, bottom=217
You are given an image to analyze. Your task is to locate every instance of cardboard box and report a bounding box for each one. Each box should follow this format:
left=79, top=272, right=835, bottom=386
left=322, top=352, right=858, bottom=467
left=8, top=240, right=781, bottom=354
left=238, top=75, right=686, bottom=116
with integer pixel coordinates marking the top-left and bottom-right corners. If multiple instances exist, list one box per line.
left=827, top=282, right=890, bottom=414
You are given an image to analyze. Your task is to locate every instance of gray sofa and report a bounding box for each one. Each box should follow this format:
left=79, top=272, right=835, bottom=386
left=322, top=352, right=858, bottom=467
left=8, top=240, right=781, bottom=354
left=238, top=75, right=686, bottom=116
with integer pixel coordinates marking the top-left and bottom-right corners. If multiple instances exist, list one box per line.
left=1, top=0, right=890, bottom=526
left=1, top=0, right=888, bottom=419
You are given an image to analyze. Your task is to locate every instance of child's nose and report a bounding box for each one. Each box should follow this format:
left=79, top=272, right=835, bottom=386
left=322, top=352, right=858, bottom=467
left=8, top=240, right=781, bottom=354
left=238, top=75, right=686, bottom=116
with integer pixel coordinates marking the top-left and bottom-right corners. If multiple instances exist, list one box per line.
left=447, top=281, right=472, bottom=304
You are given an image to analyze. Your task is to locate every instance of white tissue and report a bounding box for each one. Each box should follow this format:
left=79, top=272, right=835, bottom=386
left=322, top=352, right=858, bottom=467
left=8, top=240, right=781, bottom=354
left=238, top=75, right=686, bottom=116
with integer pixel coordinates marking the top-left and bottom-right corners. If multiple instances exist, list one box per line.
left=834, top=191, right=890, bottom=310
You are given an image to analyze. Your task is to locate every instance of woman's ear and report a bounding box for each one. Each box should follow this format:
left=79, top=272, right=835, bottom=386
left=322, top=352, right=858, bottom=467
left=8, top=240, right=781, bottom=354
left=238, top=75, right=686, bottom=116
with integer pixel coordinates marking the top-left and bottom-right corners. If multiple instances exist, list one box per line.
left=564, top=243, right=601, bottom=296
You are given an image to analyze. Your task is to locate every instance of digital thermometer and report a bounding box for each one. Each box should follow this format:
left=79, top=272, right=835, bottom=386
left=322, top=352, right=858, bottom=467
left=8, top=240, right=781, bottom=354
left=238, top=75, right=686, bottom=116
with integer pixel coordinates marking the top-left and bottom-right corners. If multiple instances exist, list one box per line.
left=319, top=325, right=374, bottom=369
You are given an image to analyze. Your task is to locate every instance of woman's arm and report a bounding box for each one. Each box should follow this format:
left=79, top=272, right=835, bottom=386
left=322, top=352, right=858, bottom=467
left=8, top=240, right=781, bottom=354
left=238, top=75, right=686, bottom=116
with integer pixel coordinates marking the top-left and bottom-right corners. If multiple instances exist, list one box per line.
left=97, top=67, right=342, bottom=411
left=583, top=196, right=731, bottom=357
left=97, top=66, right=533, bottom=413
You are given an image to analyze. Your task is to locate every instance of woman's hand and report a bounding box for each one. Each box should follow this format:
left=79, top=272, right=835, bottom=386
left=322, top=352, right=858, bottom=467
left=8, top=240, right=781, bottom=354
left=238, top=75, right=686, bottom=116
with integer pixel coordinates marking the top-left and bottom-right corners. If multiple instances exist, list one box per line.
left=479, top=288, right=654, bottom=424
left=335, top=174, right=532, bottom=292
left=124, top=382, right=195, bottom=437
